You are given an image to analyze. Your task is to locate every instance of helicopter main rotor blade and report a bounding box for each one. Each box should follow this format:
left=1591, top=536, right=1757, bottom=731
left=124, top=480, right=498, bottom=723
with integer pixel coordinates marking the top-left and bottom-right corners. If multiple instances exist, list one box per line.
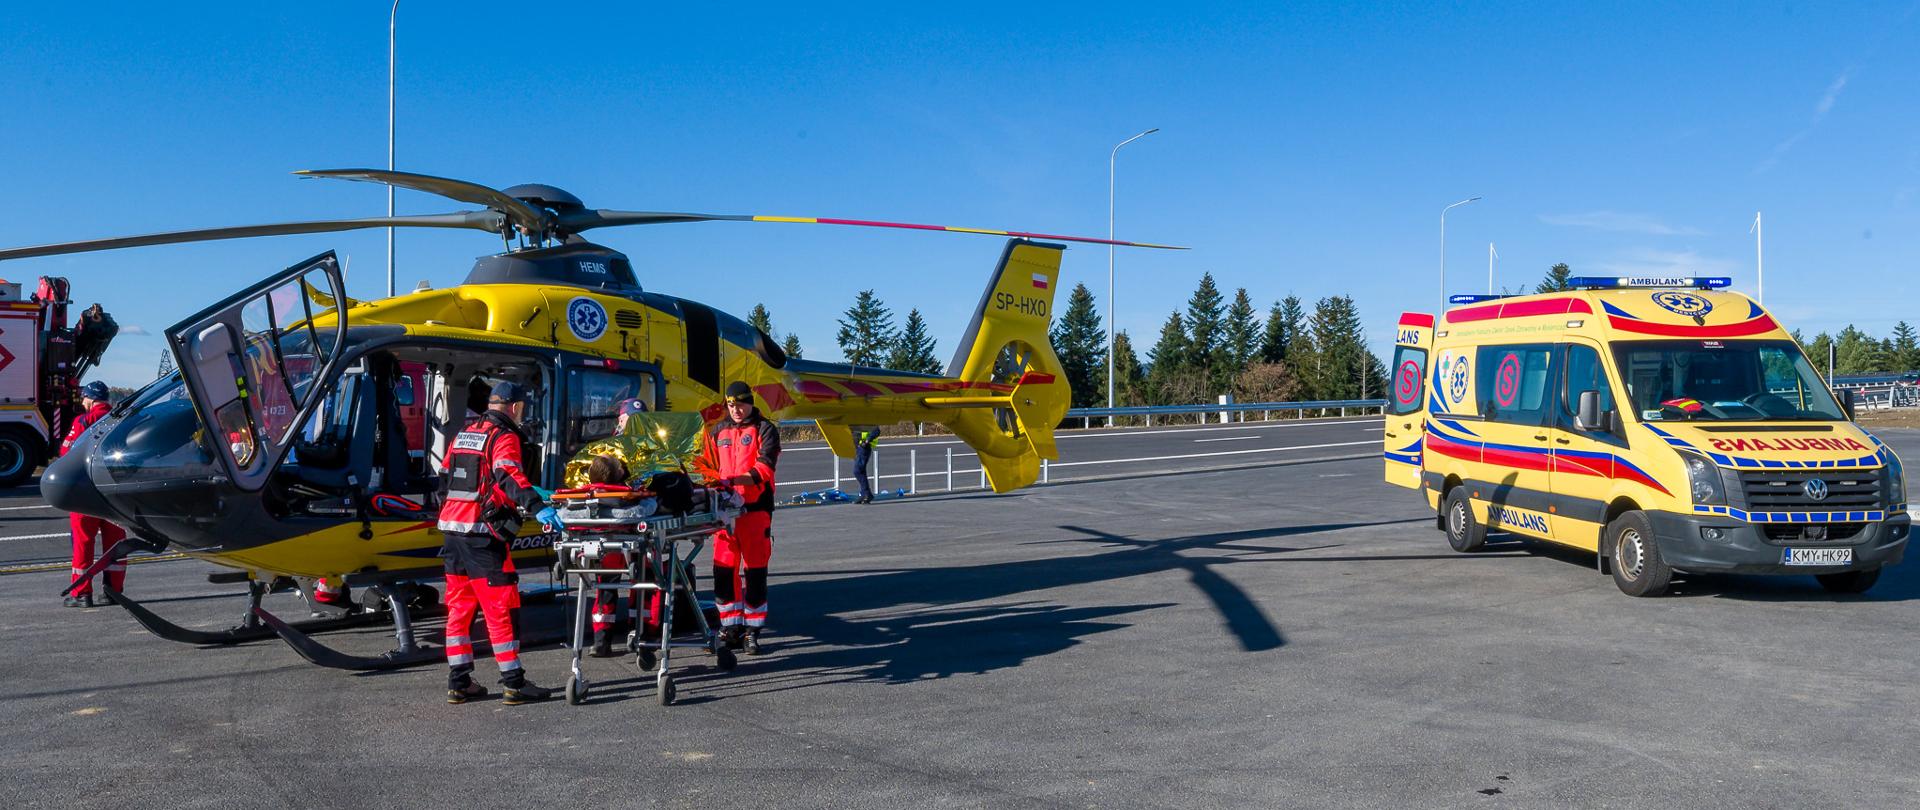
left=560, top=209, right=1189, bottom=249
left=297, top=169, right=550, bottom=235
left=0, top=211, right=505, bottom=262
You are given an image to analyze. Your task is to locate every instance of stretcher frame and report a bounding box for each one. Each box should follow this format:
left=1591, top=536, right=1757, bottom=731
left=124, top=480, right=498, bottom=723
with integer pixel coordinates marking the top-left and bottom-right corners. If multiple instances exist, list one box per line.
left=550, top=489, right=740, bottom=706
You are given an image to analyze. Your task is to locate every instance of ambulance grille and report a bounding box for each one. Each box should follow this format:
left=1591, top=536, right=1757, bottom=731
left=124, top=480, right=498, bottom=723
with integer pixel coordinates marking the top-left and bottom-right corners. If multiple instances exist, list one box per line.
left=1760, top=523, right=1866, bottom=545
left=1736, top=470, right=1883, bottom=511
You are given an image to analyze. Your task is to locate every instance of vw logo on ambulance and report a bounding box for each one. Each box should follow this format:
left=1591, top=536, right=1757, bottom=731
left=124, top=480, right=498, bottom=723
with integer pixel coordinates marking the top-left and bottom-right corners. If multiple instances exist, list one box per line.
left=1803, top=478, right=1829, bottom=502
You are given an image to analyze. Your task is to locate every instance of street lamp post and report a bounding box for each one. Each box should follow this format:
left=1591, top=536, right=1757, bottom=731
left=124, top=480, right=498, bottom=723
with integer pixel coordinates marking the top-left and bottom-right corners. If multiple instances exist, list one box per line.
left=1107, top=127, right=1158, bottom=426
left=1751, top=211, right=1763, bottom=303
left=387, top=0, right=400, bottom=298
left=1439, top=197, right=1481, bottom=309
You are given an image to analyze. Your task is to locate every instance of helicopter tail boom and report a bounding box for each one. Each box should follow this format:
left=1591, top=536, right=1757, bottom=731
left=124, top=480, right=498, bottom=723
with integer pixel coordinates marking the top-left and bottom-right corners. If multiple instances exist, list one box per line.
left=937, top=239, right=1071, bottom=491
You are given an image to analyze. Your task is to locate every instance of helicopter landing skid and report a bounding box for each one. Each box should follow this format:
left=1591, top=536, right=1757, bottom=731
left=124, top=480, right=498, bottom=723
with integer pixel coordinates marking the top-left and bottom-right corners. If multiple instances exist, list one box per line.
left=252, top=590, right=568, bottom=672
left=111, top=588, right=373, bottom=646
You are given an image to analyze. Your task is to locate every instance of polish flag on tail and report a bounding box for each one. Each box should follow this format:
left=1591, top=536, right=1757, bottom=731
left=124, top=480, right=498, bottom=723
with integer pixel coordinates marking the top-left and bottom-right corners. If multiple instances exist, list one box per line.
left=1031, top=272, right=1049, bottom=289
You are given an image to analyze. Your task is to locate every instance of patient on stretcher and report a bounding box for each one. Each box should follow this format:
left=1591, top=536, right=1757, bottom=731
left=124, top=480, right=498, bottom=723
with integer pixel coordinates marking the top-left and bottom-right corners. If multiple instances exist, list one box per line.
left=554, top=455, right=658, bottom=525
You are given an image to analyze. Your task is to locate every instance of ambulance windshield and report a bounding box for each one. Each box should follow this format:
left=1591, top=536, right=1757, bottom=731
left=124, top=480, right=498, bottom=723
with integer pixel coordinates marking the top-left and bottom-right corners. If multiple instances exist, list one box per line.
left=1613, top=340, right=1846, bottom=422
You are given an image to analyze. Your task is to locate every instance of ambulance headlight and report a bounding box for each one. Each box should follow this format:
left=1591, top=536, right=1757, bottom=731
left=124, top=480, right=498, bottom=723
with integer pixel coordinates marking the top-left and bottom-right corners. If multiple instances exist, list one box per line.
left=1680, top=451, right=1726, bottom=505
left=1882, top=448, right=1907, bottom=504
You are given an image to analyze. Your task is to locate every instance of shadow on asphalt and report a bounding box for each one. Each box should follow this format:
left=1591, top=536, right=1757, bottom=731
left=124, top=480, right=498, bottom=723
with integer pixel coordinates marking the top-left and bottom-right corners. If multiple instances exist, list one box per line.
left=697, top=517, right=1465, bottom=699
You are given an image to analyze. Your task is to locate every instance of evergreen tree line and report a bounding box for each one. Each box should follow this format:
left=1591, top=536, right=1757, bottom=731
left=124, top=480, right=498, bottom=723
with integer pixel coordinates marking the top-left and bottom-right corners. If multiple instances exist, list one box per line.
left=789, top=261, right=1915, bottom=410
left=1052, top=274, right=1385, bottom=409
left=754, top=292, right=944, bottom=374
left=1794, top=323, right=1920, bottom=377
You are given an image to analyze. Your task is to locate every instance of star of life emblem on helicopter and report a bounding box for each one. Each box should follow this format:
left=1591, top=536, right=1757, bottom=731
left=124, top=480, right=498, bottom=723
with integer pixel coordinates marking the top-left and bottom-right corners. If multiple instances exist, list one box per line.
left=567, top=297, right=608, bottom=341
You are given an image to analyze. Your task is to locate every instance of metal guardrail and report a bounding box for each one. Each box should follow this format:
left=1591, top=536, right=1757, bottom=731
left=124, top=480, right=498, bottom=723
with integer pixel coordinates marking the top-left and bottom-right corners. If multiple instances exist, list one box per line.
left=781, top=398, right=1387, bottom=429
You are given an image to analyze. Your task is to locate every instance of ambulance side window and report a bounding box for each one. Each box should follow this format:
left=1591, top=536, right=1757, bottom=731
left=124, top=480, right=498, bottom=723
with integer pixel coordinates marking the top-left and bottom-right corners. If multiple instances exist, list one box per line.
left=1560, top=345, right=1617, bottom=434
left=1389, top=345, right=1428, bottom=416
left=1476, top=344, right=1553, bottom=426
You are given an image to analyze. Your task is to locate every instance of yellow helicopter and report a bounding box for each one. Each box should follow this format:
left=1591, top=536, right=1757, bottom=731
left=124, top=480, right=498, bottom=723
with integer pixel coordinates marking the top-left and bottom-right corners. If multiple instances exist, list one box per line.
left=17, top=169, right=1179, bottom=667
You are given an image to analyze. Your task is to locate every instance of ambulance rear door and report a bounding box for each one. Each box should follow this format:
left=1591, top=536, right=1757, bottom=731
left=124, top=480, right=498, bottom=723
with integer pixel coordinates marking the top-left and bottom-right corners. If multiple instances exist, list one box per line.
left=1383, top=312, right=1434, bottom=489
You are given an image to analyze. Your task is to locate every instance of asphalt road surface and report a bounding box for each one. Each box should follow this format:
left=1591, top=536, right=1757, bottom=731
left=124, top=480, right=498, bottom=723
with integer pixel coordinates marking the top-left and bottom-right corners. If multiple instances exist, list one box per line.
left=4, top=424, right=1919, bottom=807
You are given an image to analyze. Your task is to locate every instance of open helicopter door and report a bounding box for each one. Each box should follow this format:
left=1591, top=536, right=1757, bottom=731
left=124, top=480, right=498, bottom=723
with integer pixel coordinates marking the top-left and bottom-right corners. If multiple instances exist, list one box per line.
left=165, top=252, right=351, bottom=492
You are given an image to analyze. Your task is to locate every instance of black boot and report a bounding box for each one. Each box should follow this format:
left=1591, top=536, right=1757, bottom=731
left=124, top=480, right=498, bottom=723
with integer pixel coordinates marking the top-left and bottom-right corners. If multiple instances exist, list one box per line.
left=722, top=626, right=746, bottom=650
left=99, top=591, right=120, bottom=606
left=502, top=679, right=553, bottom=705
left=447, top=682, right=489, bottom=704
left=744, top=628, right=764, bottom=656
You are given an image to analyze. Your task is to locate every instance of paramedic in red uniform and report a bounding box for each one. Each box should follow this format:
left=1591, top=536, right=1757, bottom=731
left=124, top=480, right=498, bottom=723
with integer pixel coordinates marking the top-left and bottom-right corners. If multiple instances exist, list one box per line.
left=64, top=381, right=126, bottom=608
left=435, top=381, right=560, bottom=705
left=700, top=381, right=781, bottom=655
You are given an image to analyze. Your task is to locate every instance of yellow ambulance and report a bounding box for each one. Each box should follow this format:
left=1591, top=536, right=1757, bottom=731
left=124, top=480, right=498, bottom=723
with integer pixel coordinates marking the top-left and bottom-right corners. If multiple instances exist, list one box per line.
left=1383, top=277, right=1909, bottom=596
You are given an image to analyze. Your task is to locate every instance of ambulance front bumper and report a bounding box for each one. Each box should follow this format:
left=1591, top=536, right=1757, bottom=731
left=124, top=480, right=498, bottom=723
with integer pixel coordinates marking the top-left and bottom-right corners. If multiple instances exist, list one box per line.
left=1648, top=510, right=1910, bottom=574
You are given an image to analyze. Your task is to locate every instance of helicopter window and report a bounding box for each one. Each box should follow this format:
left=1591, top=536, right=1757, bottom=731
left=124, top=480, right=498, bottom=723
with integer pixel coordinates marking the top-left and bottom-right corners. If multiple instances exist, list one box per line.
left=682, top=303, right=721, bottom=392
left=564, top=368, right=656, bottom=455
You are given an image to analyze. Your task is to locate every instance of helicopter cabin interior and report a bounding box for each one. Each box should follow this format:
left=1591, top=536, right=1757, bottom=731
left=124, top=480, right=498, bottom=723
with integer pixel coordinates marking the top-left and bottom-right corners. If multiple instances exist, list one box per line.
left=274, top=343, right=660, bottom=518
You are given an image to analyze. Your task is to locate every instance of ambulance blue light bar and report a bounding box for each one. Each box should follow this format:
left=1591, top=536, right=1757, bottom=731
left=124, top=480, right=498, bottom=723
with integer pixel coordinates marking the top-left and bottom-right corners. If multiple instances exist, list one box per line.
left=1448, top=294, right=1519, bottom=304
left=1566, top=276, right=1733, bottom=290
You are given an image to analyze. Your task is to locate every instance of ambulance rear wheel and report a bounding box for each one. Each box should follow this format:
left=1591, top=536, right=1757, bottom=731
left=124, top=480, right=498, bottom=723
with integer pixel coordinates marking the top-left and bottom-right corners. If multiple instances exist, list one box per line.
left=1607, top=511, right=1671, bottom=597
left=0, top=426, right=44, bottom=488
left=1815, top=569, right=1880, bottom=594
left=1443, top=489, right=1487, bottom=553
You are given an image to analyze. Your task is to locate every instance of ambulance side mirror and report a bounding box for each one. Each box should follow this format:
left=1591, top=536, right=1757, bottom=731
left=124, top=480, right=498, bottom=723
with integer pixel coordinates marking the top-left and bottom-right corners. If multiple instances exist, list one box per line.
left=1575, top=390, right=1610, bottom=432
left=1840, top=389, right=1857, bottom=421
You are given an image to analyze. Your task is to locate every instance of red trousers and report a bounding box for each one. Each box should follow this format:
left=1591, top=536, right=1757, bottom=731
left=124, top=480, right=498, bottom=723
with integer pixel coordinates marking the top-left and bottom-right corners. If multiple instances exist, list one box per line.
left=69, top=514, right=126, bottom=597
left=712, top=511, right=771, bottom=628
left=590, top=550, right=664, bottom=642
left=443, top=562, right=524, bottom=686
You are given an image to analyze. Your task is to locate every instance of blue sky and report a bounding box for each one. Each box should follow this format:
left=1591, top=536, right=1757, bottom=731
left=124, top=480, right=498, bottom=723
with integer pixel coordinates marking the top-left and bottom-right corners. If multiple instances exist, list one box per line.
left=4, top=2, right=1919, bottom=387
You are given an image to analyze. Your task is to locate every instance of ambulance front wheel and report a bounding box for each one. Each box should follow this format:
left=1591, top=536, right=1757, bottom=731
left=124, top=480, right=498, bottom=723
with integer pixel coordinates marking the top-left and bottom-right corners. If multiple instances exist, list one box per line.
left=1607, top=511, right=1672, bottom=597
left=1443, top=489, right=1487, bottom=553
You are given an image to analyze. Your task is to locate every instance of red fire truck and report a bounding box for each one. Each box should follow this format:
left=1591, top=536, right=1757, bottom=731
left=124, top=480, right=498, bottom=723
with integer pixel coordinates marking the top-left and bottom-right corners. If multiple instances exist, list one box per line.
left=0, top=277, right=116, bottom=486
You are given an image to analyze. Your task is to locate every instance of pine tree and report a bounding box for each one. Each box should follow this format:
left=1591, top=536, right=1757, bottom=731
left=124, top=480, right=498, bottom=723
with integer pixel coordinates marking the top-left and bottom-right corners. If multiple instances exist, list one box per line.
left=1184, top=273, right=1227, bottom=376
left=1835, top=326, right=1887, bottom=374
left=1049, top=282, right=1107, bottom=408
left=1805, top=332, right=1835, bottom=379
left=1112, top=330, right=1144, bottom=405
left=1301, top=295, right=1376, bottom=399
left=747, top=303, right=775, bottom=336
left=887, top=309, right=942, bottom=374
left=1224, top=288, right=1259, bottom=373
left=835, top=290, right=897, bottom=367
left=1147, top=310, right=1189, bottom=375
left=1892, top=321, right=1920, bottom=372
left=781, top=333, right=805, bottom=360
left=1260, top=295, right=1304, bottom=364
left=1536, top=263, right=1574, bottom=293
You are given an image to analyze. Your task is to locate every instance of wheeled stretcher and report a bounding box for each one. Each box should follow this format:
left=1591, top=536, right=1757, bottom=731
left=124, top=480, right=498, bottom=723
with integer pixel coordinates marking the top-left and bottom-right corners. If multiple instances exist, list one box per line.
left=549, top=485, right=742, bottom=705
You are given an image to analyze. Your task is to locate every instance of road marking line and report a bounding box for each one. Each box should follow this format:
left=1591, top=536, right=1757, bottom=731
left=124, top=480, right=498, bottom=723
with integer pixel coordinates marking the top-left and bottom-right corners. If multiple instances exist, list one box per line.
left=1194, top=436, right=1260, bottom=443
left=0, top=532, right=70, bottom=543
left=0, top=504, right=59, bottom=512
left=781, top=419, right=1381, bottom=452
left=1046, top=440, right=1378, bottom=469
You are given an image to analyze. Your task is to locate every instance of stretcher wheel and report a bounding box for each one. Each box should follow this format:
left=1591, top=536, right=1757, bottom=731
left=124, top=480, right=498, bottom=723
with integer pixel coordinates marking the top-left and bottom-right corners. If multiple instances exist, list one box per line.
left=565, top=676, right=584, bottom=705
left=657, top=674, right=675, bottom=706
left=716, top=647, right=737, bottom=672
left=636, top=647, right=657, bottom=671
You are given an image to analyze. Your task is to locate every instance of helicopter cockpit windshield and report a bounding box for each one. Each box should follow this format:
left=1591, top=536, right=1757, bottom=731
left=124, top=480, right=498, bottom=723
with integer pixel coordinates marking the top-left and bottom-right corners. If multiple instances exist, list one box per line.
left=166, top=252, right=349, bottom=491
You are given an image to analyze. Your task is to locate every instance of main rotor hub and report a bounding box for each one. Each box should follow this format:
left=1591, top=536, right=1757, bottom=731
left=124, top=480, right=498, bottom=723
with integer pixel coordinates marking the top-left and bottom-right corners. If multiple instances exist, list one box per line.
left=501, top=184, right=585, bottom=214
